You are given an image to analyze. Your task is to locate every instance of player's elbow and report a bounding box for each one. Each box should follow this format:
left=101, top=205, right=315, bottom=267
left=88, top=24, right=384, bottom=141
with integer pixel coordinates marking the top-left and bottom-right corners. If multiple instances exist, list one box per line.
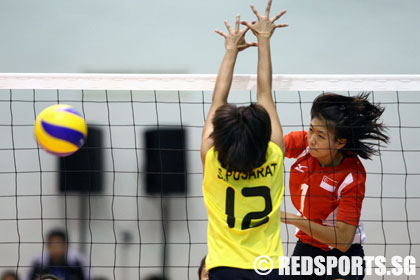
left=334, top=222, right=357, bottom=253
left=336, top=243, right=352, bottom=253
left=335, top=234, right=354, bottom=253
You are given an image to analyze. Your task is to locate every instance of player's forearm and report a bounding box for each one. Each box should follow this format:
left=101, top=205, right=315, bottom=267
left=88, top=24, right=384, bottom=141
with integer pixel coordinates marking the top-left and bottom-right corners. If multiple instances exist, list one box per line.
left=257, top=36, right=273, bottom=101
left=213, top=49, right=238, bottom=104
left=291, top=215, right=354, bottom=252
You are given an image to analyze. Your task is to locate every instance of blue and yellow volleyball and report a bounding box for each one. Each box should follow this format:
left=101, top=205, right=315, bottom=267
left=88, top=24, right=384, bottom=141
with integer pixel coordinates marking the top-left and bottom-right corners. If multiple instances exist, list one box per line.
left=34, top=104, right=87, bottom=156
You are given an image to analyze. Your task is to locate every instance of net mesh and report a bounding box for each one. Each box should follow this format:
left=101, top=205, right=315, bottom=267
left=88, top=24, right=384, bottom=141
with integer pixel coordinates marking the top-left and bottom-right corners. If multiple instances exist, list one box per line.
left=0, top=74, right=419, bottom=279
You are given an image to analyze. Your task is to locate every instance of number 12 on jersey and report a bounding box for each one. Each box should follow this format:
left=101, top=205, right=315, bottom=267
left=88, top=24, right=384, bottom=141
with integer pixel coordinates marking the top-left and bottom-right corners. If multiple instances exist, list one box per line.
left=225, top=186, right=272, bottom=230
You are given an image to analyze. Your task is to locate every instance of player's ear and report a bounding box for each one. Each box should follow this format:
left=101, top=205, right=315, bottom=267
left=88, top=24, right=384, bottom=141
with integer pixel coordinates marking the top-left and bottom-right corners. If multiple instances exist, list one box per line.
left=335, top=138, right=347, bottom=150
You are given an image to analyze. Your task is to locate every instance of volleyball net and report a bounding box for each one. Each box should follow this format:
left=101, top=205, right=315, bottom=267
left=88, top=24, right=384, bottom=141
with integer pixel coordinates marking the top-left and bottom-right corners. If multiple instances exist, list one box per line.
left=0, top=74, right=419, bottom=279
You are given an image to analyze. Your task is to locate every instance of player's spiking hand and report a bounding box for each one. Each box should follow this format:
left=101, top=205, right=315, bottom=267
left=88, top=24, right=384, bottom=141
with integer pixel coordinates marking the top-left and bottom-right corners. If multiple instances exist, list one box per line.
left=215, top=14, right=257, bottom=52
left=241, top=0, right=288, bottom=39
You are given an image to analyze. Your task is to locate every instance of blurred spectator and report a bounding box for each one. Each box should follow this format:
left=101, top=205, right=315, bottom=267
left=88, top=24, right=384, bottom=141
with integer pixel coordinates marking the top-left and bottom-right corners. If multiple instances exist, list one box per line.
left=37, top=275, right=58, bottom=280
left=1, top=271, right=19, bottom=280
left=27, top=229, right=88, bottom=280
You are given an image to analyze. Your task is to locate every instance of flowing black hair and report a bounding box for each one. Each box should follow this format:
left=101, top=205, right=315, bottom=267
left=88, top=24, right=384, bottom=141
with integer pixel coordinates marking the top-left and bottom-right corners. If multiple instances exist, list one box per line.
left=210, top=103, right=271, bottom=173
left=311, top=92, right=389, bottom=160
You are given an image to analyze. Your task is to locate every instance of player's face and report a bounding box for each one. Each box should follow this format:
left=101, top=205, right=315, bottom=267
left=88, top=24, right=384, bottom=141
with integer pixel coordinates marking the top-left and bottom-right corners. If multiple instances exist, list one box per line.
left=200, top=262, right=209, bottom=280
left=308, top=117, right=345, bottom=166
left=200, top=267, right=209, bottom=280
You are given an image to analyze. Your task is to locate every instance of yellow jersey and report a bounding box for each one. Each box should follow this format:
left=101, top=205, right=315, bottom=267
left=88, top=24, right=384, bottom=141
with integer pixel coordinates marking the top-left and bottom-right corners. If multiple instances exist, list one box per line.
left=203, top=141, right=284, bottom=270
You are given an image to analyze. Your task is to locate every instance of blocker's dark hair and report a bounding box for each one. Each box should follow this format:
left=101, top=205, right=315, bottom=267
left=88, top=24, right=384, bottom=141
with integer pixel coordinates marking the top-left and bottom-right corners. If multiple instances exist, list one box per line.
left=310, top=92, right=389, bottom=160
left=210, top=103, right=271, bottom=173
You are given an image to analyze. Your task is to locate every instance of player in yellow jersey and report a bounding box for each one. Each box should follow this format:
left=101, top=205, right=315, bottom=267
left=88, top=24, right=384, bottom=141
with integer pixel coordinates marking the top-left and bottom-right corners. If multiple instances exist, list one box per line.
left=200, top=1, right=288, bottom=279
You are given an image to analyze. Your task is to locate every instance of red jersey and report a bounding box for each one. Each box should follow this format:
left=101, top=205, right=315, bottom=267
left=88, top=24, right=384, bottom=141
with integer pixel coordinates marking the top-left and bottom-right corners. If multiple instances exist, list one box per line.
left=285, top=131, right=366, bottom=251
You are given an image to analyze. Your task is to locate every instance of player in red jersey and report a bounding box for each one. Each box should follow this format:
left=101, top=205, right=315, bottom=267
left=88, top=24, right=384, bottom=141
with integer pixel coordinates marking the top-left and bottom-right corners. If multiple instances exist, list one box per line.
left=281, top=93, right=389, bottom=279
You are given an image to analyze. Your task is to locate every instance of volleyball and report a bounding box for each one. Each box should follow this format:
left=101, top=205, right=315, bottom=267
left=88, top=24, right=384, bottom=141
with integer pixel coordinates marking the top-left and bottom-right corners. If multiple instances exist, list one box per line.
left=34, top=104, right=87, bottom=156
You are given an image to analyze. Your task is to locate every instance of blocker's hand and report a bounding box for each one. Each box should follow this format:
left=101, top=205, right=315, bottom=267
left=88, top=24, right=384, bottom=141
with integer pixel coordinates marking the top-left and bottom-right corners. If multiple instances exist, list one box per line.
left=241, top=0, right=288, bottom=38
left=215, top=14, right=257, bottom=52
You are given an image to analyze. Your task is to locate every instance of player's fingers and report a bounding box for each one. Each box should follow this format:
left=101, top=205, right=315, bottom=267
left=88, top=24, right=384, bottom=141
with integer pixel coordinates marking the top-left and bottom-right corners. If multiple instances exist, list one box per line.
left=240, top=24, right=250, bottom=34
left=265, top=0, right=272, bottom=17
left=271, top=10, right=287, bottom=23
left=250, top=3, right=262, bottom=18
left=235, top=14, right=240, bottom=31
left=224, top=20, right=234, bottom=34
left=241, top=20, right=252, bottom=28
left=240, top=42, right=258, bottom=51
left=215, top=29, right=227, bottom=38
left=274, top=23, right=289, bottom=29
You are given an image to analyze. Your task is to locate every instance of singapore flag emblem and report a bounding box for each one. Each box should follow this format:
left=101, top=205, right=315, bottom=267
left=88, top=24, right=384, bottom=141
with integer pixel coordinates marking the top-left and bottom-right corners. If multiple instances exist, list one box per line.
left=320, top=176, right=339, bottom=192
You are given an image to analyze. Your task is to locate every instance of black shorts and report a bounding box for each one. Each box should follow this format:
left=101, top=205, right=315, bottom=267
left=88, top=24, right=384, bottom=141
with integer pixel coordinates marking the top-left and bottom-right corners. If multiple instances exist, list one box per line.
left=209, top=267, right=283, bottom=280
left=286, top=240, right=365, bottom=280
